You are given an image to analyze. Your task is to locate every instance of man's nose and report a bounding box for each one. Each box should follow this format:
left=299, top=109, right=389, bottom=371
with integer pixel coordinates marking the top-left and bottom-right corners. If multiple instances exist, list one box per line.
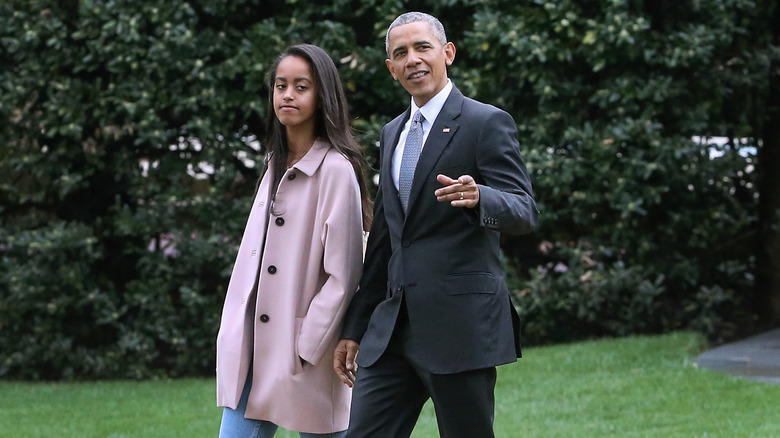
left=405, top=50, right=421, bottom=67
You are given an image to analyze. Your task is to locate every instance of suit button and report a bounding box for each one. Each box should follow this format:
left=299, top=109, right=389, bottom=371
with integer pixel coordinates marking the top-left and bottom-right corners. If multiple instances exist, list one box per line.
left=275, top=217, right=285, bottom=226
left=259, top=314, right=270, bottom=323
left=267, top=265, right=277, bottom=274
left=402, top=241, right=410, bottom=247
left=287, top=172, right=296, bottom=180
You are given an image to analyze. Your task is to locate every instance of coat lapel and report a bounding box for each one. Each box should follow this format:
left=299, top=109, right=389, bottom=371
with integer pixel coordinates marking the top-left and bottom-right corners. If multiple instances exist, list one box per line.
left=381, top=111, right=408, bottom=222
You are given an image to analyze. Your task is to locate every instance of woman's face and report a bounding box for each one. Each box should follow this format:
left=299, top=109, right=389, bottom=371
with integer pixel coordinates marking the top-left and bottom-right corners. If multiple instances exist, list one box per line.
left=272, top=55, right=318, bottom=132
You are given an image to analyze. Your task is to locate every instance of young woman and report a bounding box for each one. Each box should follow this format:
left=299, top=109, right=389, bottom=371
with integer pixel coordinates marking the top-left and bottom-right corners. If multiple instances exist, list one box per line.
left=216, top=44, right=372, bottom=438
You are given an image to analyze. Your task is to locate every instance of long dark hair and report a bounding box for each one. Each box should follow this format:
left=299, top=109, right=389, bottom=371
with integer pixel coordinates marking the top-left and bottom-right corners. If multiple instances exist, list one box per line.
left=262, top=44, right=373, bottom=230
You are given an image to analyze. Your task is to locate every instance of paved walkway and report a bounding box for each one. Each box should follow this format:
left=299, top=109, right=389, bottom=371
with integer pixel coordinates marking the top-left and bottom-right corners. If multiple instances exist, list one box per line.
left=694, top=326, right=780, bottom=384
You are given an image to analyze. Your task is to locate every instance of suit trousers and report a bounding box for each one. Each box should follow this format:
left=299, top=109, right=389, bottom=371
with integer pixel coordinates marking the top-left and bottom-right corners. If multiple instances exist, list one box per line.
left=346, top=298, right=497, bottom=438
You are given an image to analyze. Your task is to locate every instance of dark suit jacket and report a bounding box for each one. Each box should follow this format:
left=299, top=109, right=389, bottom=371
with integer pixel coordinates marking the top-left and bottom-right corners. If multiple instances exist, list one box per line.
left=342, top=86, right=538, bottom=374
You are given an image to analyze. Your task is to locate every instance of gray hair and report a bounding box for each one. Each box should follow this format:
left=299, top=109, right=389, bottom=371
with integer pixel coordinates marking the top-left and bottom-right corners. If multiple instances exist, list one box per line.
left=385, top=12, right=448, bottom=57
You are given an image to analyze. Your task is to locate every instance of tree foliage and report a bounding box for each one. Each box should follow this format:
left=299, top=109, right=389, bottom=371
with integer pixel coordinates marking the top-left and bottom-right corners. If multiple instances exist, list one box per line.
left=461, top=0, right=776, bottom=344
left=1, top=0, right=777, bottom=379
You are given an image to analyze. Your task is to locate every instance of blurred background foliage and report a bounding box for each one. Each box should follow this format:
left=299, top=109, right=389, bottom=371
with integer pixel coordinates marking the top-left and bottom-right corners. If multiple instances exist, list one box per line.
left=1, top=0, right=778, bottom=379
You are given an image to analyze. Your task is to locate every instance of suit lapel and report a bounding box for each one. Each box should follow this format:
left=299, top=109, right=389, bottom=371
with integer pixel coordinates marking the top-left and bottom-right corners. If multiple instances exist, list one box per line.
left=381, top=111, right=408, bottom=223
left=405, top=89, right=463, bottom=214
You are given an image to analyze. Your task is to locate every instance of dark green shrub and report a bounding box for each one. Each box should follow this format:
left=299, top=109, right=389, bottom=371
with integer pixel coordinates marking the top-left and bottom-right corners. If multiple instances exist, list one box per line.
left=0, top=0, right=775, bottom=379
left=0, top=0, right=373, bottom=380
left=506, top=241, right=740, bottom=345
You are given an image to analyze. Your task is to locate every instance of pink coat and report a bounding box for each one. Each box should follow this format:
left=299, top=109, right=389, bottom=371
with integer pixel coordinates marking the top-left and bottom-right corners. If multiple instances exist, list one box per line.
left=216, top=140, right=363, bottom=434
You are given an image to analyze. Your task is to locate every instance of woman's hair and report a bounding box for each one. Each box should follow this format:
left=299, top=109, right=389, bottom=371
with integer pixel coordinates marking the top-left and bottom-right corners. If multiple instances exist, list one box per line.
left=263, top=44, right=373, bottom=230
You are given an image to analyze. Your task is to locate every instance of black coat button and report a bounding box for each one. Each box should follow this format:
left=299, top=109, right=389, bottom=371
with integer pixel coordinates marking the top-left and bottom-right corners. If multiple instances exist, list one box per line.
left=275, top=217, right=285, bottom=226
left=287, top=173, right=296, bottom=180
left=267, top=265, right=277, bottom=274
left=259, top=314, right=269, bottom=323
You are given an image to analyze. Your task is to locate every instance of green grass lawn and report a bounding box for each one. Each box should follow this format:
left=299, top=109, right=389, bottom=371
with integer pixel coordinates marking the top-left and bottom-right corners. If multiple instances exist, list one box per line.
left=1, top=332, right=778, bottom=437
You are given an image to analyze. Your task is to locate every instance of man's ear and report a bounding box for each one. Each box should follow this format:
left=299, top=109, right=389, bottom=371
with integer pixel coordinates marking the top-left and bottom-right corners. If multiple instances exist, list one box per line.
left=444, top=42, right=456, bottom=66
left=385, top=59, right=398, bottom=80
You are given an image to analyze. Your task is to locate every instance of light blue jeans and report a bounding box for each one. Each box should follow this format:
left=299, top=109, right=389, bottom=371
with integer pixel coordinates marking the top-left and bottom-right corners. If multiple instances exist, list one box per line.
left=219, top=370, right=346, bottom=438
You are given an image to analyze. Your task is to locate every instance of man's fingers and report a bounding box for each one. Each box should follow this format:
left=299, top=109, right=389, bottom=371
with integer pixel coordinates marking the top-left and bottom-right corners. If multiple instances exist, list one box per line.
left=333, top=339, right=359, bottom=387
left=333, top=341, right=350, bottom=386
left=436, top=174, right=457, bottom=186
left=458, top=175, right=474, bottom=185
left=346, top=343, right=358, bottom=371
left=435, top=174, right=479, bottom=208
left=340, top=372, right=355, bottom=388
left=435, top=174, right=462, bottom=198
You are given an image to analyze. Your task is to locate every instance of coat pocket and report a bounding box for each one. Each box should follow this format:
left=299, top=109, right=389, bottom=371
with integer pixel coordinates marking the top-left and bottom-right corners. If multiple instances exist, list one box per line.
left=292, top=317, right=306, bottom=375
left=443, top=272, right=497, bottom=295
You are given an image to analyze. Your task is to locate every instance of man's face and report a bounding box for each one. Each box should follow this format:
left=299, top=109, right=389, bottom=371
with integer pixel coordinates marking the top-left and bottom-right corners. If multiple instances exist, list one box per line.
left=385, top=21, right=456, bottom=107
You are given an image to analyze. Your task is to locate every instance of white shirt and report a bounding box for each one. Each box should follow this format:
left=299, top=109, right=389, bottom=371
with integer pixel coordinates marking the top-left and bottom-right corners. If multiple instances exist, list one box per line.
left=391, top=80, right=454, bottom=189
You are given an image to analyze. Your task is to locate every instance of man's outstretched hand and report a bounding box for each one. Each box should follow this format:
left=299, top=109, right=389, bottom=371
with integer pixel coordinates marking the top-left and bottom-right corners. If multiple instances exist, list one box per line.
left=435, top=174, right=480, bottom=209
left=334, top=339, right=360, bottom=387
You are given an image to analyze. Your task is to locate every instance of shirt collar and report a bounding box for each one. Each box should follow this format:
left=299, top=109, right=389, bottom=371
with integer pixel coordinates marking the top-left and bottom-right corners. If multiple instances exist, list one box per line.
left=410, top=79, right=453, bottom=125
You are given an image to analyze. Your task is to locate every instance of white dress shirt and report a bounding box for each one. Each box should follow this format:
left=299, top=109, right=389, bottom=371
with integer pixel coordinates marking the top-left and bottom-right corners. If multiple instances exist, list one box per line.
left=391, top=80, right=454, bottom=189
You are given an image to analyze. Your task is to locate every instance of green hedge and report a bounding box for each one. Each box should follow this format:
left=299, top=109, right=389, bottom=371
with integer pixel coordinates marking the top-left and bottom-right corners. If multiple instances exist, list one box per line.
left=1, top=0, right=776, bottom=379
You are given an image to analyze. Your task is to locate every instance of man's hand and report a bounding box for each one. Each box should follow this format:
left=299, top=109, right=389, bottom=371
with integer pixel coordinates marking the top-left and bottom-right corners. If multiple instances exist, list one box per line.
left=435, top=174, right=480, bottom=208
left=334, top=339, right=360, bottom=387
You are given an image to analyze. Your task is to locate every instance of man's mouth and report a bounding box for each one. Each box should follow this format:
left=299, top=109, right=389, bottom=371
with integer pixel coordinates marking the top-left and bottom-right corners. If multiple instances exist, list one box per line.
left=407, top=71, right=428, bottom=80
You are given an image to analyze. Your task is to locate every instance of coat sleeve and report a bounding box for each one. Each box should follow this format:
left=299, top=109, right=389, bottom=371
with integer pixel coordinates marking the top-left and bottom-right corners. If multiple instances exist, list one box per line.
left=295, top=156, right=364, bottom=366
left=469, top=107, right=539, bottom=236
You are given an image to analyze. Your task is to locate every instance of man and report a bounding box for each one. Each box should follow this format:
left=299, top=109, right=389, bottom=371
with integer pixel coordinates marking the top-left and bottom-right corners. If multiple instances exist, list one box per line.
left=333, top=11, right=538, bottom=438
